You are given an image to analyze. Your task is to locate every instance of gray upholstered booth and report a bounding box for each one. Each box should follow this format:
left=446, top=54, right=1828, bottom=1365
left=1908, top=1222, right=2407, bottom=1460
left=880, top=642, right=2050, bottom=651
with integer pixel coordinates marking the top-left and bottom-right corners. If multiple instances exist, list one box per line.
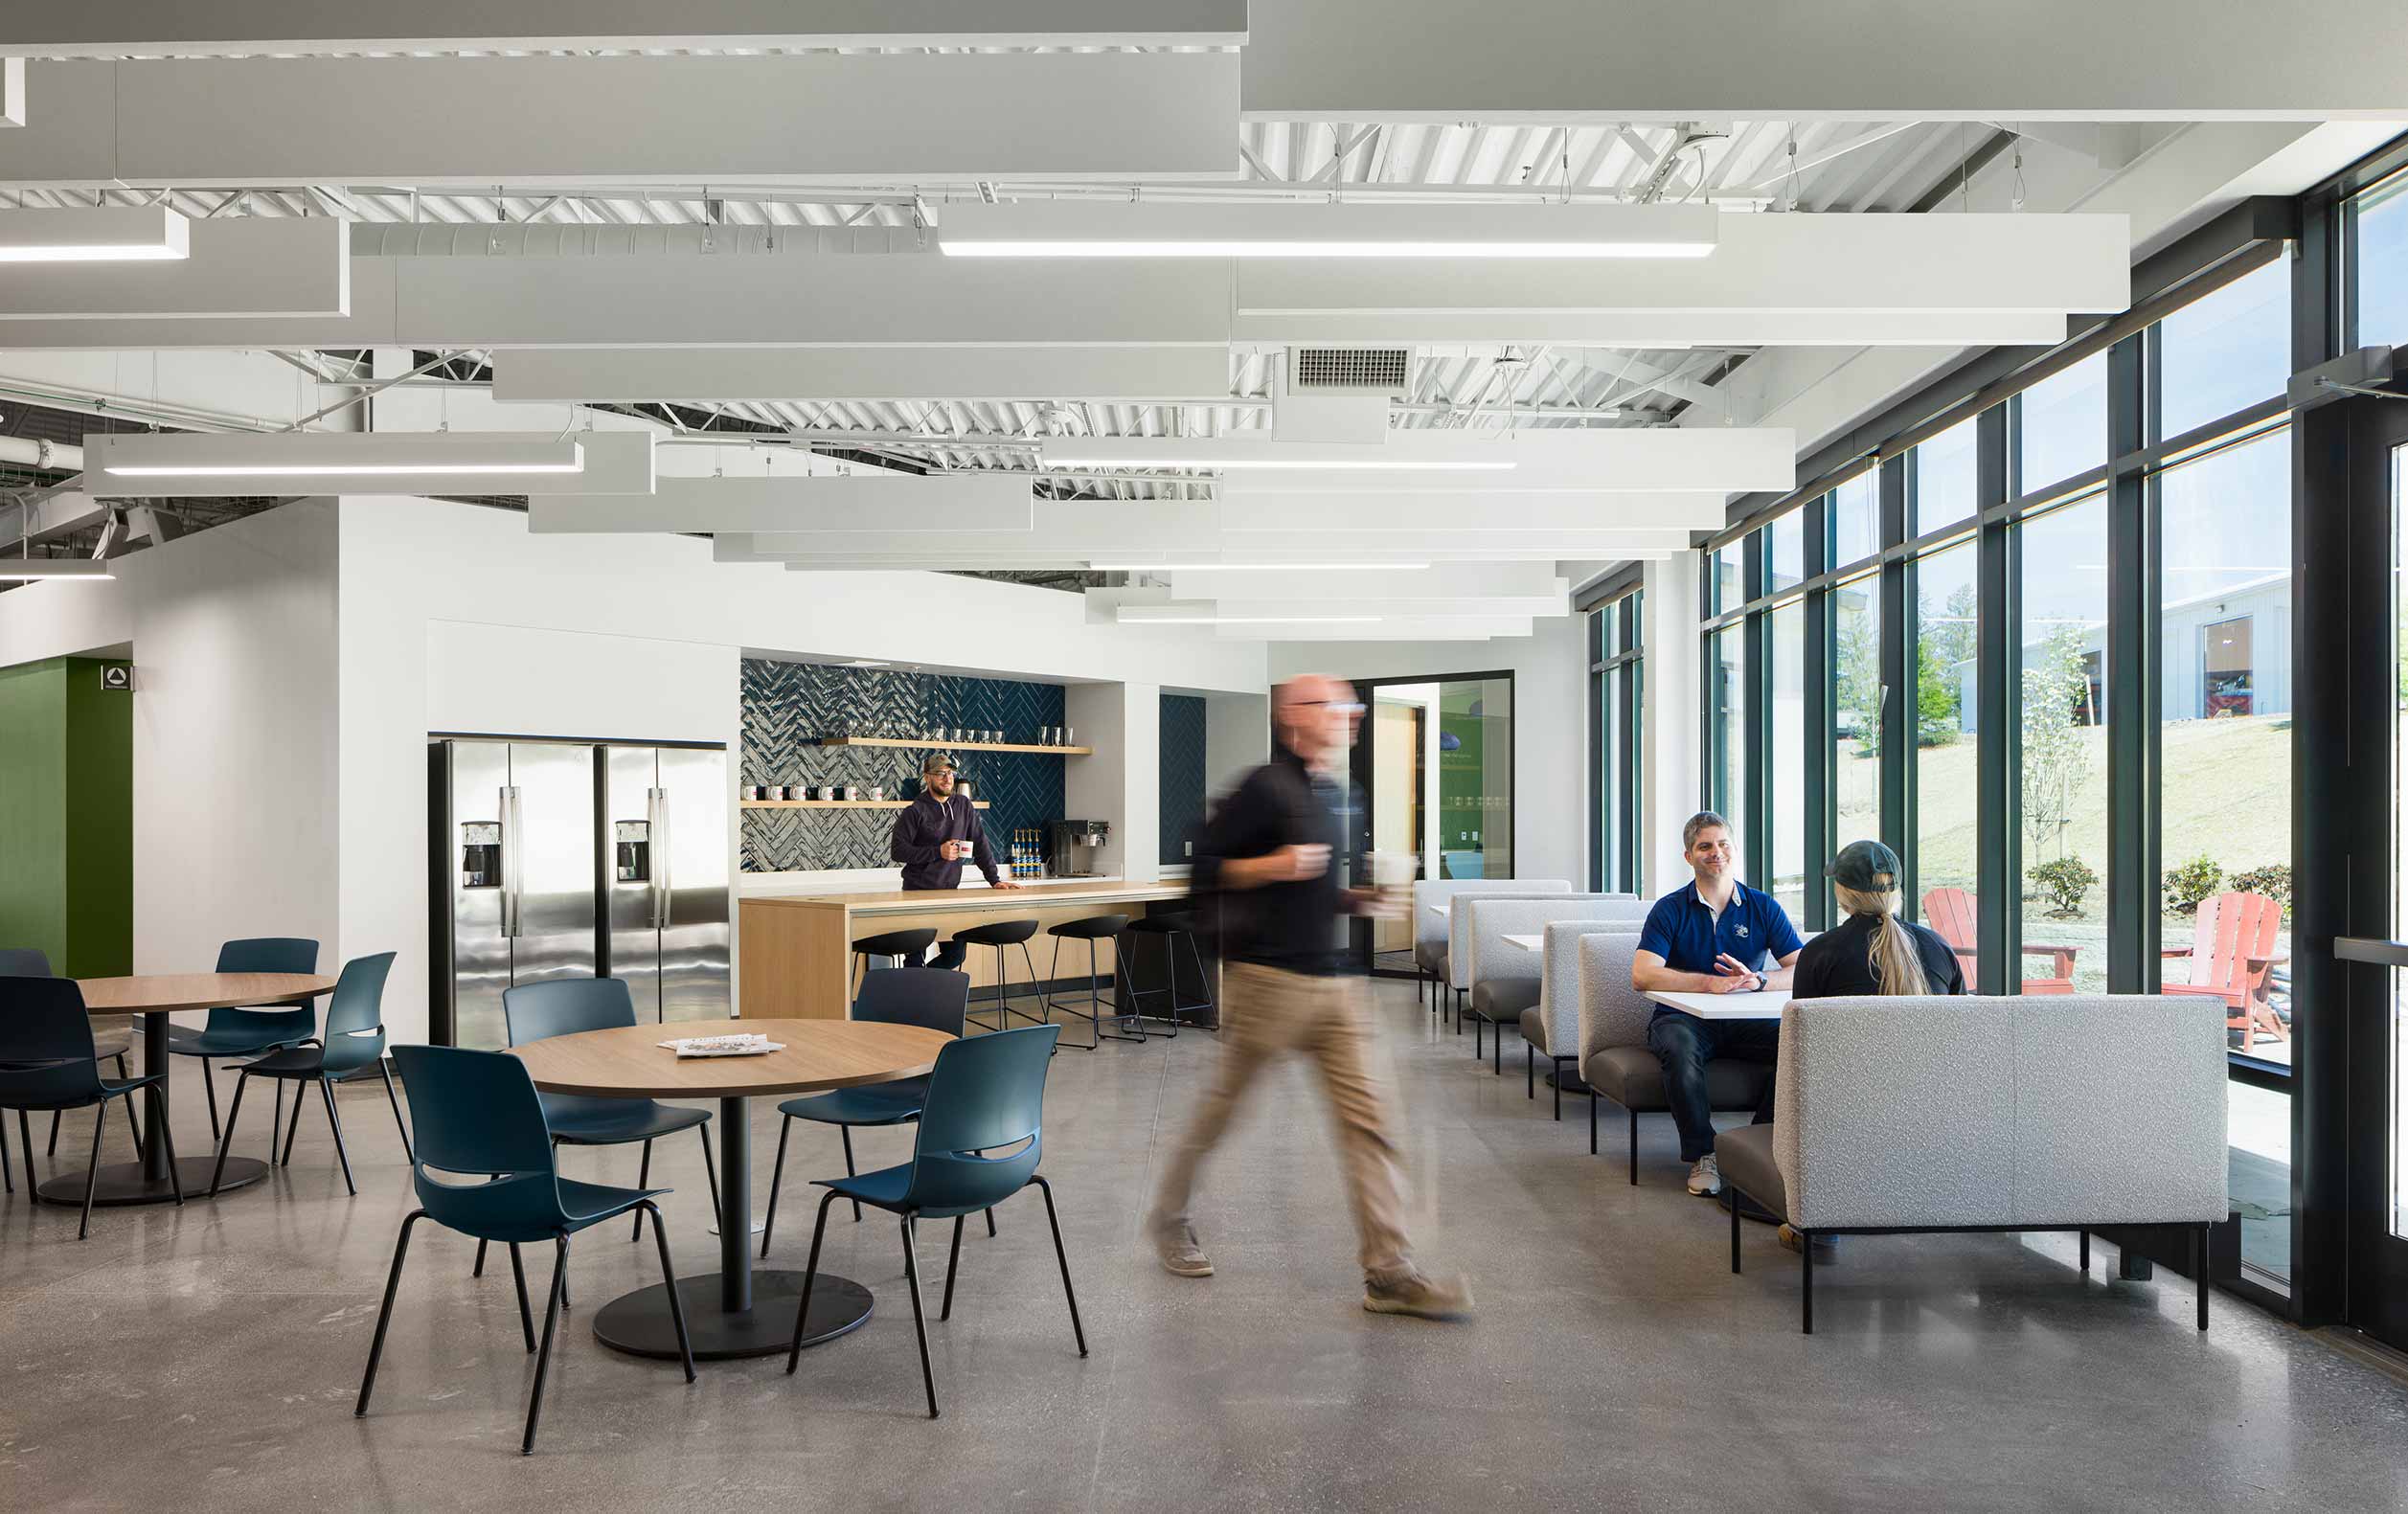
left=1412, top=878, right=1569, bottom=1019
left=1715, top=994, right=2230, bottom=1334
left=1576, top=933, right=1775, bottom=1182
left=1458, top=895, right=1641, bottom=1073
left=1519, top=916, right=1649, bottom=1115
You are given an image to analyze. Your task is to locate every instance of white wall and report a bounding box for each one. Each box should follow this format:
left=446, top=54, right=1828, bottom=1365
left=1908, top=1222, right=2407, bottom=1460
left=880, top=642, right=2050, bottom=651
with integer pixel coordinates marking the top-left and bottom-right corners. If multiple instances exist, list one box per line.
left=1267, top=615, right=1589, bottom=888
left=0, top=504, right=340, bottom=1002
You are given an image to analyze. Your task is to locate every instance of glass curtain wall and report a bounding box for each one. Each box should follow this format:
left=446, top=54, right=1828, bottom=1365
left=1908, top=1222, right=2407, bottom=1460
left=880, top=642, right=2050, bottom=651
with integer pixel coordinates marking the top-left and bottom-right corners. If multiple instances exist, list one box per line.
left=1589, top=593, right=1646, bottom=894
left=1830, top=572, right=1883, bottom=853
left=2013, top=491, right=2112, bottom=994
left=1910, top=535, right=1980, bottom=906
left=1769, top=599, right=1806, bottom=918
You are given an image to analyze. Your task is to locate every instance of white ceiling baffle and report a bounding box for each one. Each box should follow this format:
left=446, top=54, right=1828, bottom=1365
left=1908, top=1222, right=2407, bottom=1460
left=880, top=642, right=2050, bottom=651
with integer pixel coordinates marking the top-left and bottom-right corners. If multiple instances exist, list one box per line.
left=81, top=430, right=655, bottom=497
left=528, top=476, right=1034, bottom=534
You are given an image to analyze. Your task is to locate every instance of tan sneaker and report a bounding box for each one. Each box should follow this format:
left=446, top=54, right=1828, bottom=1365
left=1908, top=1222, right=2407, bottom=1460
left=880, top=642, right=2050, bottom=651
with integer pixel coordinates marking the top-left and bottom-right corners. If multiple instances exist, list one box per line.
left=1150, top=1215, right=1213, bottom=1277
left=1363, top=1271, right=1474, bottom=1321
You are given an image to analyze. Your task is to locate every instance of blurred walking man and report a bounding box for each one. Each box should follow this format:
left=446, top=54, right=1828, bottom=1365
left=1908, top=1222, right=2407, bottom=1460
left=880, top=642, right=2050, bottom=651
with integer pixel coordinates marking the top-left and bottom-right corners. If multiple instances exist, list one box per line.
left=1148, top=673, right=1472, bottom=1321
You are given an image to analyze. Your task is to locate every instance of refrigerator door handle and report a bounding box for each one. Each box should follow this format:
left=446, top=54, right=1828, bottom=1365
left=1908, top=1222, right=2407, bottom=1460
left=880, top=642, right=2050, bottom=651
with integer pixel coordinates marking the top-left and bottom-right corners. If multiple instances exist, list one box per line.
left=650, top=786, right=670, bottom=929
left=501, top=784, right=523, bottom=938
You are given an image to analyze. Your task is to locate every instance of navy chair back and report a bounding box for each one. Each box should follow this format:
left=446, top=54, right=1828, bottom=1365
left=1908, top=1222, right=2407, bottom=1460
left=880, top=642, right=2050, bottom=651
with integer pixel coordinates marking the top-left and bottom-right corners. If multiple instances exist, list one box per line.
left=0, top=947, right=55, bottom=977
left=0, top=977, right=105, bottom=1111
left=320, top=953, right=397, bottom=1077
left=852, top=968, right=970, bottom=1038
left=389, top=1044, right=568, bottom=1242
left=504, top=977, right=636, bottom=1045
left=209, top=937, right=321, bottom=1042
left=903, top=1024, right=1059, bottom=1218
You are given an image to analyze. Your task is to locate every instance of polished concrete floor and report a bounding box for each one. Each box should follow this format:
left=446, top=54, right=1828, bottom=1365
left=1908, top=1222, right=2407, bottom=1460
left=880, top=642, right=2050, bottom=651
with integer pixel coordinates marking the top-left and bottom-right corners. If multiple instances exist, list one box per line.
left=6, top=977, right=2408, bottom=1512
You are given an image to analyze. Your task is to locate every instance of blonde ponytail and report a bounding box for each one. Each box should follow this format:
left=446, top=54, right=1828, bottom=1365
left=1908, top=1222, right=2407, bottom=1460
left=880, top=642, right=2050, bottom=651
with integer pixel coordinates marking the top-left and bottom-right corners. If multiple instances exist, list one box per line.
left=1833, top=883, right=1929, bottom=997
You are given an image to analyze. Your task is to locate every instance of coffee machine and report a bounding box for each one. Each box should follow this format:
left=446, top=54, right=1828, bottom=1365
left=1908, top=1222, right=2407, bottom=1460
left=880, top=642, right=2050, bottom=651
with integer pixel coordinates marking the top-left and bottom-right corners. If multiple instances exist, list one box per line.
left=1047, top=819, right=1110, bottom=878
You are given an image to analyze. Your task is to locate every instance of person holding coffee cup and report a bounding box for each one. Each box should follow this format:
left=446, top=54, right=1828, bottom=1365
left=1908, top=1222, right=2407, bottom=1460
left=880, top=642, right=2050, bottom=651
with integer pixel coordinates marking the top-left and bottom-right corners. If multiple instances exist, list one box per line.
left=890, top=751, right=1020, bottom=968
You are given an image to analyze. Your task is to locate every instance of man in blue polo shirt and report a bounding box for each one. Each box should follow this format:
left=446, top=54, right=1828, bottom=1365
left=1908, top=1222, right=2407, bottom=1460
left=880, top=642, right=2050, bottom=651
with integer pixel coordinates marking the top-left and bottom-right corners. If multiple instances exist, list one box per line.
left=1630, top=810, right=1804, bottom=1198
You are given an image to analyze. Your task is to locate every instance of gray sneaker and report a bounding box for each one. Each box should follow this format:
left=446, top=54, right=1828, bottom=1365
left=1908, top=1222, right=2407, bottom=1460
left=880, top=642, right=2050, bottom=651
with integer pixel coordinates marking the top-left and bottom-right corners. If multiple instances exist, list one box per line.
left=1363, top=1271, right=1475, bottom=1321
left=1151, top=1215, right=1213, bottom=1277
left=1687, top=1154, right=1723, bottom=1196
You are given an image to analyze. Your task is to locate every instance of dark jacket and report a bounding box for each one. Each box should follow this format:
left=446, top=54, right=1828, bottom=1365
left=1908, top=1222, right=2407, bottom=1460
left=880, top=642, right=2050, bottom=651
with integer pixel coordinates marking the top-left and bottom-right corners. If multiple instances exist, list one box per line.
left=890, top=790, right=1000, bottom=891
left=1191, top=741, right=1365, bottom=975
left=1791, top=912, right=1967, bottom=999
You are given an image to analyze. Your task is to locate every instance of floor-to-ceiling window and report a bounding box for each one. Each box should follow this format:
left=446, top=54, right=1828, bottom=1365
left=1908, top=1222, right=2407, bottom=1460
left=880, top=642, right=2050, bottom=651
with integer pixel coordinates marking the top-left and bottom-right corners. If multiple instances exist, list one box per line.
left=1909, top=532, right=1980, bottom=906
left=1589, top=590, right=1645, bottom=894
left=1830, top=570, right=1883, bottom=857
left=1768, top=596, right=1806, bottom=918
left=2012, top=490, right=2111, bottom=994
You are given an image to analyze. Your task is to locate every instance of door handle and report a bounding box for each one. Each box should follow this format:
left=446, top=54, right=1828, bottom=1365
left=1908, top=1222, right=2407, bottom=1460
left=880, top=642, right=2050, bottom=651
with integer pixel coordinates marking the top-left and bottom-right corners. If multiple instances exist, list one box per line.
left=501, top=785, right=523, bottom=938
left=651, top=787, right=670, bottom=929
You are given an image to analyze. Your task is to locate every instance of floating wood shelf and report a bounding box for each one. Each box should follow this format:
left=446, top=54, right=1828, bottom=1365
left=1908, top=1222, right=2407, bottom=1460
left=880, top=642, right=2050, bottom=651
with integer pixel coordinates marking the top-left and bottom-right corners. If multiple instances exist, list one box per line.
left=742, top=799, right=990, bottom=810
left=810, top=736, right=1092, bottom=756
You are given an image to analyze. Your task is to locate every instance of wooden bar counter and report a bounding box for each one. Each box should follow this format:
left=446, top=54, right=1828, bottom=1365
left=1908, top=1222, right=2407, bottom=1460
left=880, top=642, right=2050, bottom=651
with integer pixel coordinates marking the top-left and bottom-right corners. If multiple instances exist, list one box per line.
left=739, top=879, right=1192, bottom=1018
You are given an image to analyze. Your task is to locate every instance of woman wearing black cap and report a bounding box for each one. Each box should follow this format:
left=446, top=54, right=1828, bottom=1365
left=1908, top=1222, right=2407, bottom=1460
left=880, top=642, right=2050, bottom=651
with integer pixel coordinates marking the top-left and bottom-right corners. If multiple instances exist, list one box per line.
left=1783, top=841, right=1965, bottom=1256
left=1792, top=839, right=1966, bottom=1001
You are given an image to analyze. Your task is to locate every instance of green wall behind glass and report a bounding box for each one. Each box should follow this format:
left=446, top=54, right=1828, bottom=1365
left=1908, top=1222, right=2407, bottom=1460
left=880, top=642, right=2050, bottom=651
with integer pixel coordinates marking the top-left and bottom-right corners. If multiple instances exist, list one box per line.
left=0, top=657, right=132, bottom=976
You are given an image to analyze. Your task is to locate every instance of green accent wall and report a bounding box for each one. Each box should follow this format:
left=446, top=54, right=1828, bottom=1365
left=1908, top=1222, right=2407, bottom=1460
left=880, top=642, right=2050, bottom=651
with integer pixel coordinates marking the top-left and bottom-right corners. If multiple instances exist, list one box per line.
left=0, top=657, right=131, bottom=976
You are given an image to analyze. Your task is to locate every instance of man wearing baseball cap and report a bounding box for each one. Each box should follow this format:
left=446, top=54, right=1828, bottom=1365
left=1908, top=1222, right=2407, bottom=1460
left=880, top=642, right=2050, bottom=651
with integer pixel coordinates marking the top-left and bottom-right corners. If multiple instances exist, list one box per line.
left=890, top=751, right=1019, bottom=970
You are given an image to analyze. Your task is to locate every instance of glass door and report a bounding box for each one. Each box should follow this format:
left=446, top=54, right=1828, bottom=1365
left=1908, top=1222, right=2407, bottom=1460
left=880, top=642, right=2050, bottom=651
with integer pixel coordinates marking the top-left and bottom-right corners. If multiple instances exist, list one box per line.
left=2336, top=419, right=2408, bottom=1348
left=1352, top=671, right=1516, bottom=977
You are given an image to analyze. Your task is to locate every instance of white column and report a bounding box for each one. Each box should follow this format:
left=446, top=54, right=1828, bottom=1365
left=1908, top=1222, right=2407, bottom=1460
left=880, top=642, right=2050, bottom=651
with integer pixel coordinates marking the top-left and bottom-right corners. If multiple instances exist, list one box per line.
left=1064, top=682, right=1162, bottom=884
left=1641, top=554, right=1703, bottom=896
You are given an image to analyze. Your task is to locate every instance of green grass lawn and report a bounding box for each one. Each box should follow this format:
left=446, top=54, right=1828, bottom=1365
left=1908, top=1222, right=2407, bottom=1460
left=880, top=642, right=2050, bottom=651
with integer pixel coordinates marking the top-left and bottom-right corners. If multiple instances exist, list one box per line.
left=1889, top=712, right=2293, bottom=993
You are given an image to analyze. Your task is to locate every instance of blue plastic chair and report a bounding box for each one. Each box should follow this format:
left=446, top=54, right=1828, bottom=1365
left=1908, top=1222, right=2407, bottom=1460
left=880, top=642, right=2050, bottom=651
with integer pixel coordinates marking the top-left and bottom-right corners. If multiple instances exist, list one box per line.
left=0, top=976, right=182, bottom=1237
left=357, top=1044, right=695, bottom=1455
left=206, top=953, right=408, bottom=1197
left=1, top=947, right=142, bottom=1168
left=760, top=968, right=981, bottom=1249
left=164, top=937, right=321, bottom=1142
left=462, top=979, right=718, bottom=1283
left=780, top=1024, right=1084, bottom=1418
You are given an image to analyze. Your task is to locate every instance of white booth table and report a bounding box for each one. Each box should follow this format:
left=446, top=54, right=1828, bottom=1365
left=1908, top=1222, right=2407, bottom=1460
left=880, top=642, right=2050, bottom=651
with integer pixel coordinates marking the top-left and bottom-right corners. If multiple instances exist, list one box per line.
left=1642, top=988, right=1793, bottom=1021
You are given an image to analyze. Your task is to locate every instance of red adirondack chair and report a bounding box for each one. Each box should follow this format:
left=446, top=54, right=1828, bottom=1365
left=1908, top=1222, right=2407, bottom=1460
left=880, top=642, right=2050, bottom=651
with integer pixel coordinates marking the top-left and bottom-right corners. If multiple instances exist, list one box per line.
left=2162, top=890, right=2287, bottom=1051
left=1920, top=888, right=2079, bottom=995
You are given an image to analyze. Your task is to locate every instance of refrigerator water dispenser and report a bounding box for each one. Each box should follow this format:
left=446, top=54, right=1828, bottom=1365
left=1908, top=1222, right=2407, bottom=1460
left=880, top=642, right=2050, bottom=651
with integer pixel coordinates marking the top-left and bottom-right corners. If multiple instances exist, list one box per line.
left=459, top=822, right=502, bottom=889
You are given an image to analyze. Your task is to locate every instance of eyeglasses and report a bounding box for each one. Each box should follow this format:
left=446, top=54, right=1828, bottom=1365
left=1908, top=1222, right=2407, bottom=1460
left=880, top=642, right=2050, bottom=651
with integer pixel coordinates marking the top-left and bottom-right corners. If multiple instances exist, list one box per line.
left=1297, top=699, right=1367, bottom=715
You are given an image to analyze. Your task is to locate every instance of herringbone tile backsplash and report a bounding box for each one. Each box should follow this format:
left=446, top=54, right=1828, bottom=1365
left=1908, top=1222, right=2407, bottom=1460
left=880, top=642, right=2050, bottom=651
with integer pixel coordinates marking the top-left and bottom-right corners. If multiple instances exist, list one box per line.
left=1159, top=694, right=1207, bottom=864
left=742, top=659, right=1066, bottom=872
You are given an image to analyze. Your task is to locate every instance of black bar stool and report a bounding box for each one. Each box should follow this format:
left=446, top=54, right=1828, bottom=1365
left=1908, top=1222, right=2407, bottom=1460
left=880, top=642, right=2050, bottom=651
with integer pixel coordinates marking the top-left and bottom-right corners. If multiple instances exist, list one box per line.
left=1121, top=913, right=1215, bottom=1034
left=851, top=928, right=938, bottom=994
left=1042, top=915, right=1144, bottom=1050
left=949, top=919, right=1043, bottom=1033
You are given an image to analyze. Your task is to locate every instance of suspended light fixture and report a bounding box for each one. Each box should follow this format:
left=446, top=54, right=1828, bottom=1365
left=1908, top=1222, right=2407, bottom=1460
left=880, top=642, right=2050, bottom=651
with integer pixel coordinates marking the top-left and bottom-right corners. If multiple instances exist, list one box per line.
left=0, top=557, right=113, bottom=580
left=1089, top=562, right=1432, bottom=572
left=1043, top=437, right=1515, bottom=473
left=941, top=202, right=1719, bottom=260
left=93, top=433, right=585, bottom=479
left=0, top=204, right=190, bottom=262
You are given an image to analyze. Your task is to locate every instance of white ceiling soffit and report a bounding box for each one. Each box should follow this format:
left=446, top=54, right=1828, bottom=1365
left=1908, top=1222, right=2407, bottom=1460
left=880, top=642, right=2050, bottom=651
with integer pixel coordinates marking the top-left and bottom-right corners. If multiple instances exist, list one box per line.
left=1, top=58, right=22, bottom=128
left=493, top=347, right=1236, bottom=405
left=0, top=204, right=187, bottom=262
left=1222, top=616, right=1537, bottom=643
left=527, top=475, right=1034, bottom=534
left=0, top=56, right=1238, bottom=187
left=0, top=1, right=1250, bottom=54
left=0, top=254, right=1231, bottom=350
left=937, top=201, right=1719, bottom=259
left=1165, top=563, right=1567, bottom=600
left=0, top=216, right=345, bottom=319
left=81, top=428, right=654, bottom=497
left=1232, top=310, right=2075, bottom=348
left=1042, top=429, right=1795, bottom=493
left=1238, top=0, right=2408, bottom=121
left=1181, top=594, right=1571, bottom=620
left=1236, top=215, right=2130, bottom=317
left=1213, top=493, right=1730, bottom=531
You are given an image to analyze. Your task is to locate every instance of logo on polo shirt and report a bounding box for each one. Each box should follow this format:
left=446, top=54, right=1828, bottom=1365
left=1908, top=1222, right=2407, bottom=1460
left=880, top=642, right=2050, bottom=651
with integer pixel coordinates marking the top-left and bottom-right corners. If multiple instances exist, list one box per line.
left=1736, top=924, right=1750, bottom=938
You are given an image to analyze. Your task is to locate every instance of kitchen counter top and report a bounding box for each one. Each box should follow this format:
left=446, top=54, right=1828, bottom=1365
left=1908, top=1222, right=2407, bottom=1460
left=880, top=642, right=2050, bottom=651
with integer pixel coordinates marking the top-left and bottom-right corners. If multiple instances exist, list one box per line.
left=751, top=879, right=1187, bottom=912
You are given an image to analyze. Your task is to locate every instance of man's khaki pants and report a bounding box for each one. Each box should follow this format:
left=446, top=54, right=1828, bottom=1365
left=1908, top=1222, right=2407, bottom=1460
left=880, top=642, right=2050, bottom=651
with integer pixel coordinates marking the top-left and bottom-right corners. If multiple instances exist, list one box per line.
left=1152, top=960, right=1415, bottom=1283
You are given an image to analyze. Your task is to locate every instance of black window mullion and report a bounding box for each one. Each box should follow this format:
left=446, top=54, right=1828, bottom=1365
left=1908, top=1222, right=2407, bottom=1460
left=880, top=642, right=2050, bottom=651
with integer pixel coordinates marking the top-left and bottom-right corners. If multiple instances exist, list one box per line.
left=1878, top=455, right=1912, bottom=900
left=2104, top=330, right=2155, bottom=994
left=1975, top=404, right=2019, bottom=989
left=1803, top=586, right=1832, bottom=933
left=1744, top=606, right=1771, bottom=890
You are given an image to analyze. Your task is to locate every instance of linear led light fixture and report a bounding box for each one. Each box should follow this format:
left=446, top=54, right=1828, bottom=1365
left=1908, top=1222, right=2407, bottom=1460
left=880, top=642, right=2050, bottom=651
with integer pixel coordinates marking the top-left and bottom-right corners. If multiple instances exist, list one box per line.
left=941, top=202, right=1718, bottom=260
left=0, top=205, right=190, bottom=262
left=97, top=433, right=585, bottom=479
left=1127, top=614, right=1382, bottom=625
left=0, top=557, right=113, bottom=580
left=1044, top=438, right=1515, bottom=473
left=1090, top=562, right=1432, bottom=572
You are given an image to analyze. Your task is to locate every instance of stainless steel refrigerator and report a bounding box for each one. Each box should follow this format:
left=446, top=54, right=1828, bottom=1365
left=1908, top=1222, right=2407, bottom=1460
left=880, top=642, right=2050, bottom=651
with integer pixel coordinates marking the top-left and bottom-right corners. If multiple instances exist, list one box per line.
left=431, top=737, right=730, bottom=1050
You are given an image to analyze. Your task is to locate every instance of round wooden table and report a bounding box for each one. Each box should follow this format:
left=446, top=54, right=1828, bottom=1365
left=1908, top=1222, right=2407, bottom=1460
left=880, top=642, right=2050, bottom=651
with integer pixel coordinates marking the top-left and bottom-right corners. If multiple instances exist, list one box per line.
left=52, top=973, right=335, bottom=1207
left=511, top=1018, right=947, bottom=1363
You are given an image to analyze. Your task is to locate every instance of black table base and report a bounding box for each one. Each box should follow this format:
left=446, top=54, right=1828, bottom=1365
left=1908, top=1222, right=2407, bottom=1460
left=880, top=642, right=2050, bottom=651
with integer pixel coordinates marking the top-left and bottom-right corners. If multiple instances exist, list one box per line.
left=592, top=1270, right=873, bottom=1362
left=34, top=1154, right=266, bottom=1208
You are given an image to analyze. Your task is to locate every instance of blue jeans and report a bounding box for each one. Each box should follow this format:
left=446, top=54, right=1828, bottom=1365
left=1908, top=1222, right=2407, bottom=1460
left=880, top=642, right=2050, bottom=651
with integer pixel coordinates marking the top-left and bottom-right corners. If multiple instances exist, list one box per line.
left=1647, top=1007, right=1781, bottom=1164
